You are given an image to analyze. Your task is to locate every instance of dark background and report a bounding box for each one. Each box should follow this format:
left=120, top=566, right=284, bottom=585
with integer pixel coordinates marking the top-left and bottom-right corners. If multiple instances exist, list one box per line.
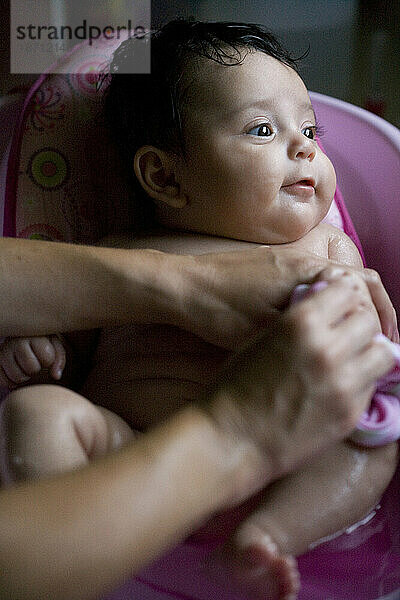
left=1, top=0, right=399, bottom=126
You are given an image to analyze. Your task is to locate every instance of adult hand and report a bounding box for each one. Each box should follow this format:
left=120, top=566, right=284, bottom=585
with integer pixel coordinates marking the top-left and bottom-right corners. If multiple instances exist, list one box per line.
left=174, top=246, right=398, bottom=349
left=316, top=265, right=399, bottom=344
left=202, top=272, right=396, bottom=505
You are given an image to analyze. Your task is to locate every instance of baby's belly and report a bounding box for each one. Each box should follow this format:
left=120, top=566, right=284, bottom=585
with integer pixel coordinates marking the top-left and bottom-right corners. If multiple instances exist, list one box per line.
left=82, top=323, right=228, bottom=429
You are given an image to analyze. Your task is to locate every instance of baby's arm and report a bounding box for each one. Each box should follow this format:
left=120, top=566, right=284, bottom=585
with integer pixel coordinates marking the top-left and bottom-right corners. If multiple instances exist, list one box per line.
left=0, top=335, right=66, bottom=389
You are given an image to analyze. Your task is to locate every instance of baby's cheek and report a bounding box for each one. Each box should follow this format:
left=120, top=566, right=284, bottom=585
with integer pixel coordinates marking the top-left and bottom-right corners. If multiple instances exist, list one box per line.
left=323, top=154, right=337, bottom=201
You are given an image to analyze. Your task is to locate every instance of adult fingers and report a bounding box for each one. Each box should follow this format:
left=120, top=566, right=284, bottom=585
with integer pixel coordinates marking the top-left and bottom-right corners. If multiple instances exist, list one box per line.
left=319, top=306, right=380, bottom=364
left=287, top=274, right=370, bottom=336
left=317, top=266, right=399, bottom=343
left=285, top=280, right=394, bottom=435
left=342, top=335, right=396, bottom=397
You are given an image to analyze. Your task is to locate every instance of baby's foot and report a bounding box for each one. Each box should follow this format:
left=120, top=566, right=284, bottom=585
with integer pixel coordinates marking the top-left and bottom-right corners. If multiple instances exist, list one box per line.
left=238, top=538, right=300, bottom=600
left=206, top=534, right=300, bottom=600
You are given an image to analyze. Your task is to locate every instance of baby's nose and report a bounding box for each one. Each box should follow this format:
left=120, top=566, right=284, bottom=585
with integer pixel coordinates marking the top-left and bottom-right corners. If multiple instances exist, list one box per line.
left=289, top=134, right=316, bottom=161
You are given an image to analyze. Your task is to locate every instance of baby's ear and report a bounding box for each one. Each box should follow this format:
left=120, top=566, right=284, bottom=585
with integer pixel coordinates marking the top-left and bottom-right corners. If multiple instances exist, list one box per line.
left=134, top=146, right=187, bottom=208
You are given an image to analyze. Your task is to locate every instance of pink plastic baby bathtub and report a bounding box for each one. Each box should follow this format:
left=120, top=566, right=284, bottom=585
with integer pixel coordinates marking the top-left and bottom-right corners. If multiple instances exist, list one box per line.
left=0, top=39, right=399, bottom=600
left=105, top=96, right=400, bottom=600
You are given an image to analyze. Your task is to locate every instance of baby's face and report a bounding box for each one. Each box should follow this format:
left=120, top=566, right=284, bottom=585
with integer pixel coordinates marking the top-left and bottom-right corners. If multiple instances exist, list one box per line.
left=163, top=50, right=336, bottom=244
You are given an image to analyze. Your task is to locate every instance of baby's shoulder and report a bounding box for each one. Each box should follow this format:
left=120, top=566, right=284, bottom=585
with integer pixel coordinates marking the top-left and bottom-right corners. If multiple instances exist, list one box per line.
left=304, top=222, right=352, bottom=247
left=315, top=223, right=362, bottom=268
left=311, top=221, right=345, bottom=240
left=289, top=222, right=359, bottom=265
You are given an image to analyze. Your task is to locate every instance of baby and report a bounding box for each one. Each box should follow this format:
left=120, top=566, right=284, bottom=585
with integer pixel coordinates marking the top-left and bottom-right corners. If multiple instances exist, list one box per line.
left=1, top=21, right=398, bottom=600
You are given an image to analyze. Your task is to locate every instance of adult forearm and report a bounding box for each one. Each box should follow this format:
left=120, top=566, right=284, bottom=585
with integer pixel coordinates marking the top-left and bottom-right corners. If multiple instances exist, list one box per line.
left=0, top=237, right=325, bottom=342
left=0, top=238, right=176, bottom=336
left=0, top=405, right=257, bottom=600
left=2, top=238, right=396, bottom=346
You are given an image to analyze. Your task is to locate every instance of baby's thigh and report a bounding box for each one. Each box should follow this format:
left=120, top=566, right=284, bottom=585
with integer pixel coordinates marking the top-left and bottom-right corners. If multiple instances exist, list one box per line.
left=269, top=440, right=398, bottom=528
left=228, top=440, right=398, bottom=557
left=0, top=384, right=134, bottom=483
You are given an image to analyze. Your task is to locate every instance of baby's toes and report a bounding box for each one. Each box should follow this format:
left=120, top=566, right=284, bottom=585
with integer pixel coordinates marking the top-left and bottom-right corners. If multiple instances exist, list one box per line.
left=205, top=533, right=300, bottom=600
left=231, top=537, right=300, bottom=600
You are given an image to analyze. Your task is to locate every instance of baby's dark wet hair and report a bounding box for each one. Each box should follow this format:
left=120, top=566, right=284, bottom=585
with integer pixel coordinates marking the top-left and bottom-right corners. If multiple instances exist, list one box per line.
left=104, top=19, right=299, bottom=224
left=105, top=19, right=299, bottom=156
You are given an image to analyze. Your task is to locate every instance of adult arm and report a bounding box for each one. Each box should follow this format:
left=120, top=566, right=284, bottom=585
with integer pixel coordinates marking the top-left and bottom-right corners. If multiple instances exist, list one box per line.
left=0, top=237, right=396, bottom=345
left=0, top=275, right=395, bottom=600
left=0, top=406, right=233, bottom=600
left=0, top=237, right=174, bottom=336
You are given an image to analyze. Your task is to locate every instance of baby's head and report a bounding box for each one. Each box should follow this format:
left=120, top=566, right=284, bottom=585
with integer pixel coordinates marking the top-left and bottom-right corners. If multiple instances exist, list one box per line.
left=105, top=20, right=336, bottom=243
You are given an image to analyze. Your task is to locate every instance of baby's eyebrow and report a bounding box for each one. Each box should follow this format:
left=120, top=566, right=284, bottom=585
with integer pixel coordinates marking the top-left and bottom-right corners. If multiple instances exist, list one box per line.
left=301, top=102, right=317, bottom=120
left=225, top=99, right=317, bottom=120
left=226, top=99, right=273, bottom=116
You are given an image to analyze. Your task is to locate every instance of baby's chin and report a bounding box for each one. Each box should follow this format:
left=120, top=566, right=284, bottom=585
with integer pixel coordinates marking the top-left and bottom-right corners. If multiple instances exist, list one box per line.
left=249, top=222, right=322, bottom=245
left=210, top=222, right=319, bottom=245
left=272, top=211, right=330, bottom=244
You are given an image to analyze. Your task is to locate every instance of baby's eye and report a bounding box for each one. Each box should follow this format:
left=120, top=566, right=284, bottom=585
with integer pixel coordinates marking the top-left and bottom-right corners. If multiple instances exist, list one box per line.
left=247, top=123, right=273, bottom=137
left=302, top=125, right=317, bottom=140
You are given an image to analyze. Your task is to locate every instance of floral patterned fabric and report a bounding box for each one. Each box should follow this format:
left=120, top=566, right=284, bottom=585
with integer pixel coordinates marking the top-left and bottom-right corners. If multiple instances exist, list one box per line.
left=4, top=37, right=133, bottom=244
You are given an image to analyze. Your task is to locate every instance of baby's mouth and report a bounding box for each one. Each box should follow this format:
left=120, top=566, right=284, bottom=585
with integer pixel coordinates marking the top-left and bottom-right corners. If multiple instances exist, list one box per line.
left=281, top=179, right=315, bottom=199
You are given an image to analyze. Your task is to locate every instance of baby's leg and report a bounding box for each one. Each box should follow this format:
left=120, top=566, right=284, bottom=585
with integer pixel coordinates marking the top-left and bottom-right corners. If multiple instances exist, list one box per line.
left=0, top=384, right=135, bottom=484
left=209, top=441, right=398, bottom=600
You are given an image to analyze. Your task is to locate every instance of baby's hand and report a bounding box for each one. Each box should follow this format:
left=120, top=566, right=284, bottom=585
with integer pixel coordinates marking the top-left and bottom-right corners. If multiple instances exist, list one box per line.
left=0, top=335, right=66, bottom=389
